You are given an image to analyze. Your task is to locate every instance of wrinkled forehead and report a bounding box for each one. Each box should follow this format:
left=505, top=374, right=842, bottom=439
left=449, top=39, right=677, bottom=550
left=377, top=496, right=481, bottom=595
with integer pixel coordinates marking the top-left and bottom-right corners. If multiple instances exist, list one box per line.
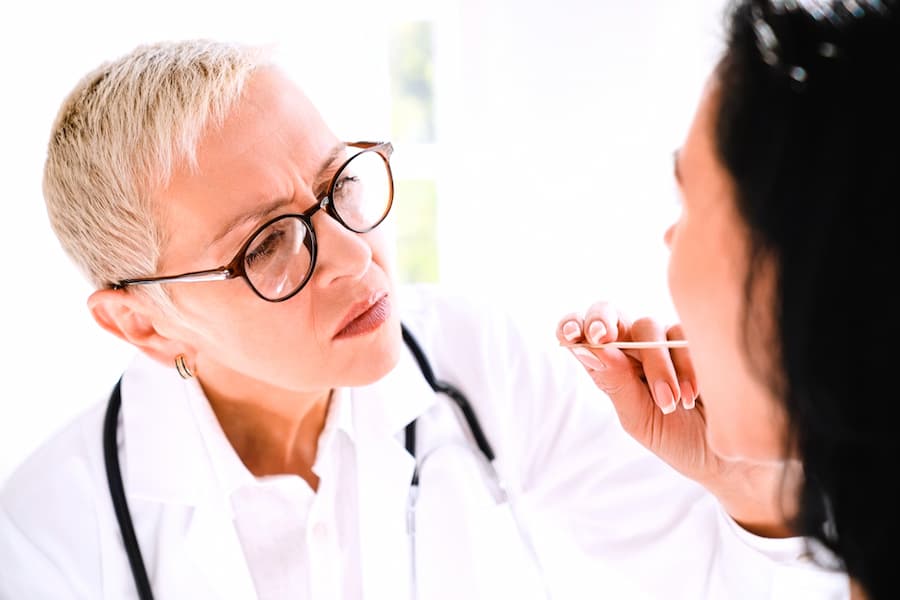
left=191, top=66, right=337, bottom=174
left=153, top=66, right=341, bottom=265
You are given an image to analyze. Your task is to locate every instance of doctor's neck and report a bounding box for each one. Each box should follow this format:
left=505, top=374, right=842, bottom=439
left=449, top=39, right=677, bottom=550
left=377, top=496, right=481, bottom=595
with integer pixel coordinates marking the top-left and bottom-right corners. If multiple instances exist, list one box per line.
left=198, top=374, right=333, bottom=491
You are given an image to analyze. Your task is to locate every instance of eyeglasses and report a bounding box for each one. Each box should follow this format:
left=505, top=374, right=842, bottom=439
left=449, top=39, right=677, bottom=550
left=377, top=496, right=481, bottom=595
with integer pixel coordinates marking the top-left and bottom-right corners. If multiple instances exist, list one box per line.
left=113, top=141, right=394, bottom=302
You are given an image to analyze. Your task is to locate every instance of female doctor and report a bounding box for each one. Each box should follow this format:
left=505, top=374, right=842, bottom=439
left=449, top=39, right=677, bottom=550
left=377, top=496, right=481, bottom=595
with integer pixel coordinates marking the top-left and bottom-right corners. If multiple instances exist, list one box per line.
left=0, top=39, right=847, bottom=599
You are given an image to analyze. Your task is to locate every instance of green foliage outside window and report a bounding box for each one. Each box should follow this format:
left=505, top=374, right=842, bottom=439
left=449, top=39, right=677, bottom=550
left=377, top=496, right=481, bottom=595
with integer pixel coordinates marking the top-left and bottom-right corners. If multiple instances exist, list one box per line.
left=390, top=20, right=439, bottom=283
left=394, top=179, right=439, bottom=283
left=389, top=21, right=435, bottom=143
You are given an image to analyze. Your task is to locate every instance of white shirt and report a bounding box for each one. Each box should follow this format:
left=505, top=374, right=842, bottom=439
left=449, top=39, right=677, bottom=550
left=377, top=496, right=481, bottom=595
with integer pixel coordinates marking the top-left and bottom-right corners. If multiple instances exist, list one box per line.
left=0, top=284, right=850, bottom=599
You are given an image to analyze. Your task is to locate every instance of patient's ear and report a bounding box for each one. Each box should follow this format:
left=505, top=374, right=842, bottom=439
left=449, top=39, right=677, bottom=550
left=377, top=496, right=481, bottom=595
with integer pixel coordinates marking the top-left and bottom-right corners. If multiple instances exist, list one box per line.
left=87, top=288, right=189, bottom=366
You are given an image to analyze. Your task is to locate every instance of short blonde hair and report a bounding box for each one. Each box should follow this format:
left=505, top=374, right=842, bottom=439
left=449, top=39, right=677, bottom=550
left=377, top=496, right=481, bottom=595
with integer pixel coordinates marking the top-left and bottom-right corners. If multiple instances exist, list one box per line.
left=43, top=39, right=271, bottom=306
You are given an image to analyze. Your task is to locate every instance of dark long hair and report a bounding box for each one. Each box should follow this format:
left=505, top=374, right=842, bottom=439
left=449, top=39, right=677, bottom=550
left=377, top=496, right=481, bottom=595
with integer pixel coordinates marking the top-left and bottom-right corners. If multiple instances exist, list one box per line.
left=714, top=1, right=899, bottom=598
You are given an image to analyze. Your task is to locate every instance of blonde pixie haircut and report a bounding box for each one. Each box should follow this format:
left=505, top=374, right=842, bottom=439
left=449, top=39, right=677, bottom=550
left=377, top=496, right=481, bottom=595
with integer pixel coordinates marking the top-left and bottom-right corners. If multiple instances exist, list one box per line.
left=43, top=39, right=270, bottom=308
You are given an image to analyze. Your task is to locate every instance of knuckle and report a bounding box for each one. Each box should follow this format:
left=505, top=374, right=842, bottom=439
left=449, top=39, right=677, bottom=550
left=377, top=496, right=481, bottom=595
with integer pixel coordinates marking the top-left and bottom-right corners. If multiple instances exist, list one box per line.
left=667, top=323, right=685, bottom=339
left=631, top=317, right=662, bottom=337
left=559, top=311, right=582, bottom=323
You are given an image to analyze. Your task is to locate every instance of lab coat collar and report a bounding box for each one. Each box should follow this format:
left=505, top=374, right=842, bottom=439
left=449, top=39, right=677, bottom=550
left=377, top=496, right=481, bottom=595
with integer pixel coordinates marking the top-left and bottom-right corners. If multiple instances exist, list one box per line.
left=119, top=352, right=259, bottom=599
left=120, top=352, right=222, bottom=506
left=118, top=341, right=437, bottom=599
left=120, top=352, right=357, bottom=506
left=118, top=353, right=361, bottom=600
left=351, top=344, right=439, bottom=598
left=352, top=343, right=438, bottom=438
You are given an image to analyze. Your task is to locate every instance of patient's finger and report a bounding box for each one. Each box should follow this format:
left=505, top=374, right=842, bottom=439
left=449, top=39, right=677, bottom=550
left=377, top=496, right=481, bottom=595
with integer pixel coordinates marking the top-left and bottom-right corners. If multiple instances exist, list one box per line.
left=556, top=311, right=585, bottom=344
left=582, top=301, right=630, bottom=345
left=666, top=324, right=697, bottom=409
left=630, top=317, right=680, bottom=414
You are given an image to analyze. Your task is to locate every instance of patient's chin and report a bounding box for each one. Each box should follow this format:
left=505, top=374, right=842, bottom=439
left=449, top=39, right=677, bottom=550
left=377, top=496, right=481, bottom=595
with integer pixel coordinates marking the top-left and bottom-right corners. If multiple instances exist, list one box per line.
left=707, top=431, right=788, bottom=466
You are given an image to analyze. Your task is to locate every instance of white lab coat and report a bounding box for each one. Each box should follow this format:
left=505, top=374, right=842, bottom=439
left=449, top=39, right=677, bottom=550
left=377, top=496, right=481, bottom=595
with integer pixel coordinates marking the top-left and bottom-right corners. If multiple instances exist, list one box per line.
left=0, top=284, right=849, bottom=599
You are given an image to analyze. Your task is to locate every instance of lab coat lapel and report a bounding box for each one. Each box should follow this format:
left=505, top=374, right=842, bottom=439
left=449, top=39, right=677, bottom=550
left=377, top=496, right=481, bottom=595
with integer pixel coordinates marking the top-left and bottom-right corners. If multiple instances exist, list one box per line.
left=183, top=499, right=259, bottom=600
left=120, top=354, right=258, bottom=599
left=352, top=349, right=437, bottom=599
left=120, top=356, right=218, bottom=505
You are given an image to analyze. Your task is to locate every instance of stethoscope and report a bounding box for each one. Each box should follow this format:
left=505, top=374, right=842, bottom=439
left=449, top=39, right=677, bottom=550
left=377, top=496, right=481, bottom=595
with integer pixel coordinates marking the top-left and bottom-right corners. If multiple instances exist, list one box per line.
left=103, top=323, right=550, bottom=600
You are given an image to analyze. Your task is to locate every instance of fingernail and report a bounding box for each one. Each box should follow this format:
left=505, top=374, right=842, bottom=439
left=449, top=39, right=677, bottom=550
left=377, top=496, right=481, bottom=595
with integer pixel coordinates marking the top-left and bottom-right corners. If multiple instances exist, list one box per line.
left=654, top=380, right=677, bottom=414
left=680, top=380, right=695, bottom=409
left=562, top=320, right=581, bottom=342
left=587, top=320, right=607, bottom=344
left=572, top=347, right=606, bottom=370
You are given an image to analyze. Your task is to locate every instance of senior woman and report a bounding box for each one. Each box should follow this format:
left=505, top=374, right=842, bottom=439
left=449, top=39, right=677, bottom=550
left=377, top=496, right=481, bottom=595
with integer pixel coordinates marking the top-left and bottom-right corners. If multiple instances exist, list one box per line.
left=0, top=40, right=847, bottom=599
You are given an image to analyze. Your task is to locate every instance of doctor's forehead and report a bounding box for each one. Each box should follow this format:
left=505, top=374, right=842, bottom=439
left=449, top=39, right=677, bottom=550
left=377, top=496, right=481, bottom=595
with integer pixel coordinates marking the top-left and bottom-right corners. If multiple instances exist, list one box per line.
left=151, top=68, right=343, bottom=259
left=197, top=67, right=340, bottom=171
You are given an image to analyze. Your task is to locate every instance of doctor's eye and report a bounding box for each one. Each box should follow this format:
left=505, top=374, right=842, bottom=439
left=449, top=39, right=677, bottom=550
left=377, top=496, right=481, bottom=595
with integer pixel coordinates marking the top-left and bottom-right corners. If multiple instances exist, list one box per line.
left=245, top=228, right=287, bottom=268
left=333, top=173, right=361, bottom=195
left=333, top=174, right=364, bottom=210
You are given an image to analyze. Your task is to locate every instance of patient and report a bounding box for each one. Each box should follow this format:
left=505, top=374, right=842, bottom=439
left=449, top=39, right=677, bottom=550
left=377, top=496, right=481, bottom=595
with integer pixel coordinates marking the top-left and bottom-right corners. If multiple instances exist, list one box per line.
left=559, top=1, right=899, bottom=598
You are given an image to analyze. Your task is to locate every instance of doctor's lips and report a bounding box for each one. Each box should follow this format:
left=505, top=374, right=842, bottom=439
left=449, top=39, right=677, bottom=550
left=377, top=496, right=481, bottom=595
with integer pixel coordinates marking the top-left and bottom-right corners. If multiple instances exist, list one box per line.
left=334, top=294, right=391, bottom=339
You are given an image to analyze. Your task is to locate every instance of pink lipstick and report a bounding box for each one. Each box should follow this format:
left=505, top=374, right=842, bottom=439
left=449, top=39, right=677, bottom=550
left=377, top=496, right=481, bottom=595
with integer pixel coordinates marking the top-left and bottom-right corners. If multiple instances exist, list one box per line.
left=334, top=295, right=391, bottom=340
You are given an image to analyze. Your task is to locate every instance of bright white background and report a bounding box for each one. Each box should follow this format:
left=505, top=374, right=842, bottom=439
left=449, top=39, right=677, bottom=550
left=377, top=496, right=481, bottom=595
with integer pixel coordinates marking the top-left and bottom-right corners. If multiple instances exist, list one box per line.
left=0, top=0, right=727, bottom=481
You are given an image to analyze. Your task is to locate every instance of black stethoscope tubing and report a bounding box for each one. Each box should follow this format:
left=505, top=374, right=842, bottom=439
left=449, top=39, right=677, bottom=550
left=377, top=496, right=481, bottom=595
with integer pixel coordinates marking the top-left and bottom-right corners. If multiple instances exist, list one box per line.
left=103, top=323, right=492, bottom=600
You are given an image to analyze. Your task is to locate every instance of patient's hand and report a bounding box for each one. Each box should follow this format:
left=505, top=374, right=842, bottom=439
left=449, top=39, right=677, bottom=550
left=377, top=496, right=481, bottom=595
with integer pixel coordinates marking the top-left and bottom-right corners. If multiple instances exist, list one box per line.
left=556, top=301, right=797, bottom=538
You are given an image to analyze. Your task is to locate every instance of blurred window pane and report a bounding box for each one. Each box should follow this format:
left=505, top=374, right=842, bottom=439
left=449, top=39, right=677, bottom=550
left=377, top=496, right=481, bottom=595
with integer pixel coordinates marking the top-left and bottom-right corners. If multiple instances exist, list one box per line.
left=395, top=178, right=439, bottom=283
left=390, top=19, right=439, bottom=283
left=390, top=21, right=435, bottom=143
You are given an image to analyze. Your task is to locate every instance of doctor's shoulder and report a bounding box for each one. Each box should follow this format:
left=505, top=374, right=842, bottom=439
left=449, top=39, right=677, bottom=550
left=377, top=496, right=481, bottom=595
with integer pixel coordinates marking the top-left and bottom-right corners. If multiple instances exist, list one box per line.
left=396, top=282, right=584, bottom=426
left=0, top=392, right=110, bottom=596
left=397, top=282, right=557, bottom=372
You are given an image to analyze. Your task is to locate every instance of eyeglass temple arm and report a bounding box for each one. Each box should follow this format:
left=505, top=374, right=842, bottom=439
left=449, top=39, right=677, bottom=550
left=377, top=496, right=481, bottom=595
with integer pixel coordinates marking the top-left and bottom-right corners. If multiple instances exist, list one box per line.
left=113, top=268, right=232, bottom=289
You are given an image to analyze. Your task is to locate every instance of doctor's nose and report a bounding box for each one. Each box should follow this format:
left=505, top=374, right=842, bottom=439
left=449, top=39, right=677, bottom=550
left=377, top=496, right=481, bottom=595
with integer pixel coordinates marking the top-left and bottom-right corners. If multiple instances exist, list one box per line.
left=310, top=211, right=373, bottom=288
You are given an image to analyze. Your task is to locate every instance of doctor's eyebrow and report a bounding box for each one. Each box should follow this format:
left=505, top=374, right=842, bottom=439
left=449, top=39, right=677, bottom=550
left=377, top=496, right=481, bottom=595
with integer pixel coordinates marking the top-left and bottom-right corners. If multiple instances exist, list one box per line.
left=207, top=197, right=293, bottom=251
left=312, top=142, right=348, bottom=196
left=206, top=142, right=347, bottom=250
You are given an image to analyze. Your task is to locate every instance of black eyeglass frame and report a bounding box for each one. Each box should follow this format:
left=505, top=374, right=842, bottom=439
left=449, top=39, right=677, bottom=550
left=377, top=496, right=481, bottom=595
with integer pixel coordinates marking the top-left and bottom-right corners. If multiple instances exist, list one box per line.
left=112, top=141, right=394, bottom=302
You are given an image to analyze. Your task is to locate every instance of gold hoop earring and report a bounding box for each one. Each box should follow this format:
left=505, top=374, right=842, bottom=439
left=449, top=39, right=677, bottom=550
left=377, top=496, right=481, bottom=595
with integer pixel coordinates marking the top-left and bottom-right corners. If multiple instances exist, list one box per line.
left=174, top=354, right=194, bottom=379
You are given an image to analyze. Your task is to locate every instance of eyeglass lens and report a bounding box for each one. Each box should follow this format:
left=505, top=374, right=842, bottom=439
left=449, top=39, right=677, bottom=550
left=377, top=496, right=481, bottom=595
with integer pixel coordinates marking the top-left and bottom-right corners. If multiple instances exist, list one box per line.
left=243, top=149, right=392, bottom=301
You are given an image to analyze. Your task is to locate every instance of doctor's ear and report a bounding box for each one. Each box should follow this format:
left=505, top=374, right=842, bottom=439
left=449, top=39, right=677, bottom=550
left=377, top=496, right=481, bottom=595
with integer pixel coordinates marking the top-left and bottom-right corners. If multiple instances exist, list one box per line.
left=87, top=288, right=190, bottom=366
